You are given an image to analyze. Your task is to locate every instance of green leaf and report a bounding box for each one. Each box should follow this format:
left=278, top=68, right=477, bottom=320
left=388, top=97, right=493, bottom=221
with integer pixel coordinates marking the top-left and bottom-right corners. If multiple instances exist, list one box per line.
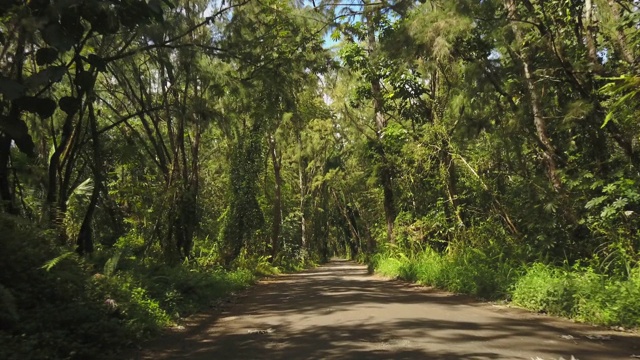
left=24, top=66, right=66, bottom=88
left=148, top=0, right=164, bottom=21
left=60, top=12, right=85, bottom=42
left=611, top=197, right=628, bottom=210
left=35, top=48, right=59, bottom=66
left=118, top=1, right=153, bottom=29
left=86, top=54, right=107, bottom=72
left=603, top=183, right=617, bottom=194
left=543, top=202, right=557, bottom=214
left=585, top=196, right=607, bottom=209
left=104, top=249, right=123, bottom=276
left=83, top=5, right=120, bottom=35
left=0, top=76, right=26, bottom=100
left=0, top=115, right=35, bottom=156
left=12, top=96, right=56, bottom=118
left=161, top=0, right=176, bottom=9
left=74, top=71, right=95, bottom=91
left=59, top=96, right=82, bottom=115
left=41, top=23, right=75, bottom=52
left=35, top=98, right=57, bottom=118
left=41, top=251, right=76, bottom=271
left=67, top=177, right=94, bottom=207
left=330, top=29, right=341, bottom=42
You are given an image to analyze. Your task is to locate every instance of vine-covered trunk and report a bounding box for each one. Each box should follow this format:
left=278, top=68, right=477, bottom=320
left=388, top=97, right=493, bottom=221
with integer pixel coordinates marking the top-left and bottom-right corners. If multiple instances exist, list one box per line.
left=297, top=130, right=307, bottom=249
left=270, top=136, right=282, bottom=261
left=366, top=4, right=395, bottom=244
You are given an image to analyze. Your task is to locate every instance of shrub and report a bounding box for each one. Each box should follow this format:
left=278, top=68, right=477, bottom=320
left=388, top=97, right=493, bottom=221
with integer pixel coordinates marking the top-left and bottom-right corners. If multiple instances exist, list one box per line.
left=0, top=216, right=259, bottom=360
left=374, top=245, right=516, bottom=300
left=511, top=263, right=576, bottom=316
left=372, top=232, right=640, bottom=327
left=511, top=263, right=640, bottom=328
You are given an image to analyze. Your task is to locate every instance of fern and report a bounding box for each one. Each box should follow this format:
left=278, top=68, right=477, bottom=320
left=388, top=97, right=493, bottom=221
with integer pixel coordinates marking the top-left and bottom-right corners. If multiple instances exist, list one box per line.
left=104, top=249, right=123, bottom=276
left=41, top=251, right=76, bottom=272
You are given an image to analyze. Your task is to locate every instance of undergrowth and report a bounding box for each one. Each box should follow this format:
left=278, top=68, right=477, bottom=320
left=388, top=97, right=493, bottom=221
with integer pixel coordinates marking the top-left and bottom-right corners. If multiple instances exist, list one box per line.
left=374, top=246, right=515, bottom=300
left=373, top=245, right=640, bottom=328
left=511, top=263, right=640, bottom=327
left=0, top=217, right=267, bottom=360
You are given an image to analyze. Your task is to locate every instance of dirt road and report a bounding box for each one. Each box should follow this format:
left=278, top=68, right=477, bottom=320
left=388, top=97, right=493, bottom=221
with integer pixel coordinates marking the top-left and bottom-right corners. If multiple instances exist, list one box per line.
left=135, top=259, right=639, bottom=360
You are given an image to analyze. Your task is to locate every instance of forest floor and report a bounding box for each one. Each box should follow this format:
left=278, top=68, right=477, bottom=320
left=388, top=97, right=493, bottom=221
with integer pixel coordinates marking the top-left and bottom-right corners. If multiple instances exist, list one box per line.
left=130, top=259, right=639, bottom=360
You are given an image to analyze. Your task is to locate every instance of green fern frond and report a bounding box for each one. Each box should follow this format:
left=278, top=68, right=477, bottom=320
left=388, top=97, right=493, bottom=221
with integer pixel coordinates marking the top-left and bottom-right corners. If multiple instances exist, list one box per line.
left=41, top=251, right=76, bottom=272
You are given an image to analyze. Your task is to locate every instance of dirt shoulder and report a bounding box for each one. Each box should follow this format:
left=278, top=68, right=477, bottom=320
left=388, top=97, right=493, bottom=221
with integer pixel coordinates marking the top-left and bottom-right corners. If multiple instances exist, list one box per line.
left=130, top=259, right=639, bottom=360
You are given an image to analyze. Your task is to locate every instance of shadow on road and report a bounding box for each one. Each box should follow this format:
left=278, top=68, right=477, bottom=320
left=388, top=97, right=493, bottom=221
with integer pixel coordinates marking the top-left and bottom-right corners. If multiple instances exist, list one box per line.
left=134, top=259, right=639, bottom=360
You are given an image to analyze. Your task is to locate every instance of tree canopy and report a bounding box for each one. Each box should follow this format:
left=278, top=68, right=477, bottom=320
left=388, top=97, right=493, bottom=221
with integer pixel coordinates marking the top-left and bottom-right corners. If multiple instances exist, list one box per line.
left=1, top=0, right=640, bottom=357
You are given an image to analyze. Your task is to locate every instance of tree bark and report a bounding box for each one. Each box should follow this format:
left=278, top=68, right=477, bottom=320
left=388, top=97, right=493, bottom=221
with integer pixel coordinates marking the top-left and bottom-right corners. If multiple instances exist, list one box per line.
left=585, top=0, right=601, bottom=67
left=366, top=3, right=396, bottom=244
left=506, top=0, right=563, bottom=192
left=442, top=145, right=463, bottom=226
left=297, top=129, right=307, bottom=250
left=76, top=96, right=101, bottom=255
left=331, top=189, right=361, bottom=256
left=0, top=135, right=16, bottom=214
left=606, top=0, right=635, bottom=65
left=269, top=136, right=282, bottom=261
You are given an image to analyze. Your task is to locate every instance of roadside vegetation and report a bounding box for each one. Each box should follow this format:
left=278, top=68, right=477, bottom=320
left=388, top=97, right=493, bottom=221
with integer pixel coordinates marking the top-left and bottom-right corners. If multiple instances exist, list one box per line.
left=0, top=217, right=279, bottom=360
left=374, top=247, right=640, bottom=328
left=1, top=0, right=639, bottom=358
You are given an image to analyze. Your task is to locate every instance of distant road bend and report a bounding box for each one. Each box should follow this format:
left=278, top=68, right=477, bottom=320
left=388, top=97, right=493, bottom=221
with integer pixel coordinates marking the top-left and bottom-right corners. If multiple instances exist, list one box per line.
left=136, top=259, right=639, bottom=360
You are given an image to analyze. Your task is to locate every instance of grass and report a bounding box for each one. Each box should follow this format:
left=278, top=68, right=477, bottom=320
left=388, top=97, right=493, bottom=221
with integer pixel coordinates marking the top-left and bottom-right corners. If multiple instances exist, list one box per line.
left=512, top=263, right=640, bottom=327
left=373, top=248, right=640, bottom=328
left=375, top=246, right=515, bottom=300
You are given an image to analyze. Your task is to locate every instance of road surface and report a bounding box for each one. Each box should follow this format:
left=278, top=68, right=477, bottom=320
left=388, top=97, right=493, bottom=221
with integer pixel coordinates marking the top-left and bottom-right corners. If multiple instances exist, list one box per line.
left=134, top=259, right=639, bottom=360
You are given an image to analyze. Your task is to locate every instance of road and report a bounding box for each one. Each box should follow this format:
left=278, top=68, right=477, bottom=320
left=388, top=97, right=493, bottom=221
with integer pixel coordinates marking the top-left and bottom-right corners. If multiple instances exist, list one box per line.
left=135, top=259, right=639, bottom=360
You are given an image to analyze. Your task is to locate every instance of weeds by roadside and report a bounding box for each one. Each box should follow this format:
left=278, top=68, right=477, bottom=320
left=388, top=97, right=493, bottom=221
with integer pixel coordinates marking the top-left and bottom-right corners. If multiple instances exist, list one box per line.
left=0, top=218, right=289, bottom=360
left=372, top=248, right=640, bottom=329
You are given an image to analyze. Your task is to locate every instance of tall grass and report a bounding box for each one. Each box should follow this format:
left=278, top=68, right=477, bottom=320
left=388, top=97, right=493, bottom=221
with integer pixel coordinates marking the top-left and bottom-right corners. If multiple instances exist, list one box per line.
left=374, top=246, right=515, bottom=299
left=512, top=263, right=640, bottom=327
left=373, top=248, right=640, bottom=328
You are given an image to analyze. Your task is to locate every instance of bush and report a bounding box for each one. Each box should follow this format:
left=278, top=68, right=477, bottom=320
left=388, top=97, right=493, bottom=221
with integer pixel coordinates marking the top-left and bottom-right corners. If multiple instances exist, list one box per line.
left=374, top=245, right=516, bottom=300
left=511, top=263, right=576, bottom=316
left=373, top=234, right=640, bottom=328
left=0, top=216, right=258, bottom=360
left=512, top=263, right=640, bottom=328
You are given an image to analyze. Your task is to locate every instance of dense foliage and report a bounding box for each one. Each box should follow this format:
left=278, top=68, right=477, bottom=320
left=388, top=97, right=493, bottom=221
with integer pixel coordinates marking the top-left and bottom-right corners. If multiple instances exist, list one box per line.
left=1, top=0, right=639, bottom=357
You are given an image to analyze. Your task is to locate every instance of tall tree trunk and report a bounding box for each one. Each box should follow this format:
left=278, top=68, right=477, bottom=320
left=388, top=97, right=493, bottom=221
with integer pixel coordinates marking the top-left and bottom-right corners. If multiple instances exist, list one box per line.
left=585, top=0, right=601, bottom=67
left=524, top=61, right=562, bottom=192
left=47, top=111, right=76, bottom=238
left=269, top=136, right=282, bottom=261
left=366, top=4, right=396, bottom=244
left=331, top=189, right=361, bottom=255
left=47, top=56, right=90, bottom=237
left=442, top=142, right=463, bottom=225
left=0, top=135, right=16, bottom=214
left=174, top=66, right=194, bottom=260
left=183, top=111, right=202, bottom=259
left=506, top=0, right=563, bottom=192
left=606, top=0, right=635, bottom=65
left=0, top=28, right=26, bottom=215
left=380, top=163, right=396, bottom=244
left=76, top=97, right=101, bottom=255
left=297, top=130, right=307, bottom=250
